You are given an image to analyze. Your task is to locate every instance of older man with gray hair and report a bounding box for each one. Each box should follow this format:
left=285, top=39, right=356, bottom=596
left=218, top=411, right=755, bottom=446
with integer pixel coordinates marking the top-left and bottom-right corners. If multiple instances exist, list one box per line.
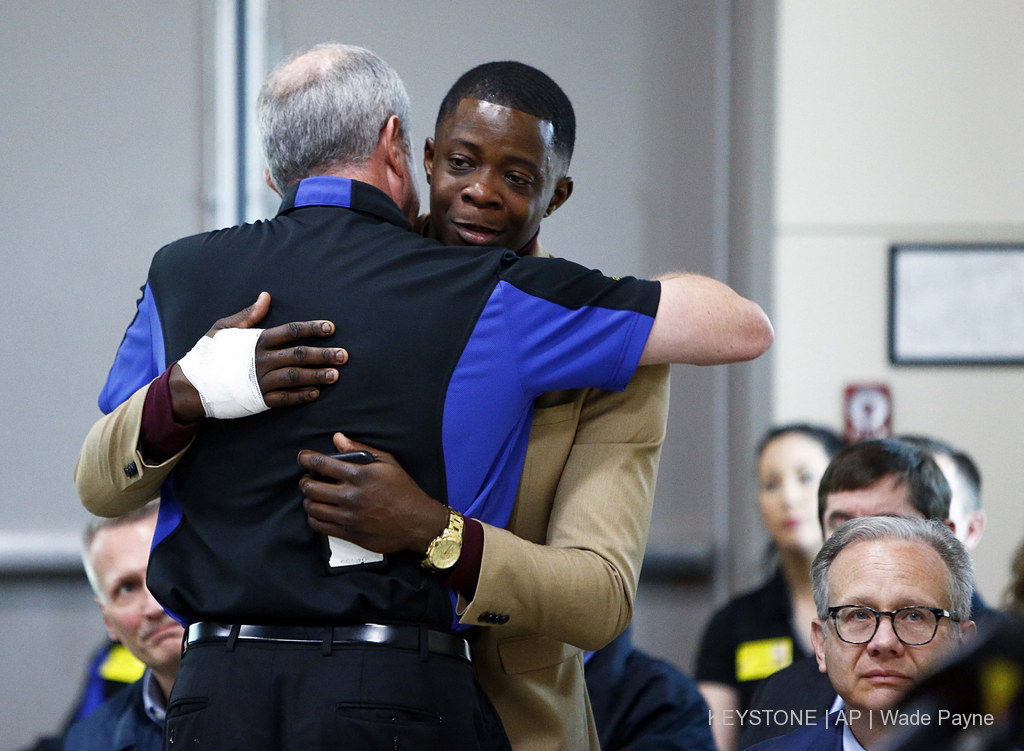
left=747, top=516, right=977, bottom=751
left=64, top=501, right=182, bottom=751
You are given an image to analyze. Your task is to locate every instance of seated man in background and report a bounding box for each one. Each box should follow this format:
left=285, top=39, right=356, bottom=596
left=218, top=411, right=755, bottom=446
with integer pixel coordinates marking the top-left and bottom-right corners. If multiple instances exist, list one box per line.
left=816, top=439, right=950, bottom=539
left=897, top=435, right=997, bottom=624
left=584, top=626, right=715, bottom=750
left=747, top=515, right=977, bottom=750
left=64, top=500, right=182, bottom=751
left=738, top=437, right=952, bottom=748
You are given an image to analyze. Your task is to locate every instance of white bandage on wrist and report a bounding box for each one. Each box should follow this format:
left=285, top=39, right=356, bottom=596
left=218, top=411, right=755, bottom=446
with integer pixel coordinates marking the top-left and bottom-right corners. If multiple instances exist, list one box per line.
left=177, top=328, right=268, bottom=419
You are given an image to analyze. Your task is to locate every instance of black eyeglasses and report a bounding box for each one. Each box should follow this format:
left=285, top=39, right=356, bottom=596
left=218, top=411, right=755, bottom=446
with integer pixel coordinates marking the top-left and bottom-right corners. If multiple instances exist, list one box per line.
left=827, top=605, right=957, bottom=646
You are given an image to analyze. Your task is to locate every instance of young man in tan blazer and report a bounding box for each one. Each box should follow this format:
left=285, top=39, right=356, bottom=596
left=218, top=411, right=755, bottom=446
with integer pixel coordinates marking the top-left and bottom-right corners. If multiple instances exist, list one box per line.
left=78, top=61, right=768, bottom=749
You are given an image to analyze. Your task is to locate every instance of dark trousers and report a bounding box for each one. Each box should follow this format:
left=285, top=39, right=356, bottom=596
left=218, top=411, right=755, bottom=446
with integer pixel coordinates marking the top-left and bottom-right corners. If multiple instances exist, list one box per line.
left=165, top=638, right=510, bottom=750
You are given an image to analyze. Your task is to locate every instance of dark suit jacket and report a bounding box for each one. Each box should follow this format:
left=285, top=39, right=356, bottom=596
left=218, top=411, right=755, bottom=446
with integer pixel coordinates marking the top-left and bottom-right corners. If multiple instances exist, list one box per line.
left=63, top=678, right=162, bottom=751
left=744, top=711, right=844, bottom=751
left=586, top=627, right=715, bottom=750
left=739, top=654, right=834, bottom=748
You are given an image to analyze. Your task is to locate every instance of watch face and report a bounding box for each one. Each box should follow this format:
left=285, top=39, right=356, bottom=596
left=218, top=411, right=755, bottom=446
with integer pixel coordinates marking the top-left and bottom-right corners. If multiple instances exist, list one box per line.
left=430, top=539, right=461, bottom=569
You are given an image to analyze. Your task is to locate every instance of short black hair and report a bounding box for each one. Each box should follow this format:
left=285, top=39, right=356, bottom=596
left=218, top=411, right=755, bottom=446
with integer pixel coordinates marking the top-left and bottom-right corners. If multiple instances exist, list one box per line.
left=817, top=438, right=951, bottom=531
left=435, top=61, right=576, bottom=171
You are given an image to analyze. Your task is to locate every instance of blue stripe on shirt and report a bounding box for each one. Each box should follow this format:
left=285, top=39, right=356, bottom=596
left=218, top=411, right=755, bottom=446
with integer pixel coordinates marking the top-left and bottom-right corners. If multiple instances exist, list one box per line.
left=439, top=282, right=653, bottom=630
left=98, top=283, right=166, bottom=413
left=442, top=279, right=654, bottom=529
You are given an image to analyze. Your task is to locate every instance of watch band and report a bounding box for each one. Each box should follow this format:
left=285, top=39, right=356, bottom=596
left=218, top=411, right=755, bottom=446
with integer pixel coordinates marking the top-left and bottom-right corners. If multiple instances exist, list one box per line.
left=421, top=507, right=465, bottom=573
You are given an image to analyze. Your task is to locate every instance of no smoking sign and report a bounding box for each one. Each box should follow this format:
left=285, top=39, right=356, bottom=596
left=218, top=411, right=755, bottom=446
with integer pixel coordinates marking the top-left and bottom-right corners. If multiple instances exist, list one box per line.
left=843, top=383, right=892, bottom=443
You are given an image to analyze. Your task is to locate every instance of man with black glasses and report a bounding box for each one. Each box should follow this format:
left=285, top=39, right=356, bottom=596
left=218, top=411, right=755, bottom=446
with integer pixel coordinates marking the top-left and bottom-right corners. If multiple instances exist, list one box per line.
left=746, top=516, right=977, bottom=750
left=737, top=438, right=955, bottom=747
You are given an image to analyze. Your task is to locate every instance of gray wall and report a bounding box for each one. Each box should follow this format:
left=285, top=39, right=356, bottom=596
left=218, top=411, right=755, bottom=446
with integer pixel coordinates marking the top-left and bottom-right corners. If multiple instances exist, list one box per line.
left=2, top=2, right=206, bottom=747
left=1, top=2, right=770, bottom=746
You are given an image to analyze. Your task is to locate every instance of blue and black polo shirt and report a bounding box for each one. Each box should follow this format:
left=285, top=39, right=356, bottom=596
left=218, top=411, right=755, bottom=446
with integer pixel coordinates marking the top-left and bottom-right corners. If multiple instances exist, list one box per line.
left=99, top=176, right=660, bottom=630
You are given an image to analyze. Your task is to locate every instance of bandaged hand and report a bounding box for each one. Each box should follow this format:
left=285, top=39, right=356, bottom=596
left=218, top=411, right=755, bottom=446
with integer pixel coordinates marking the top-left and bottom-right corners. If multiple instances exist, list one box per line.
left=168, top=293, right=348, bottom=422
left=178, top=328, right=267, bottom=419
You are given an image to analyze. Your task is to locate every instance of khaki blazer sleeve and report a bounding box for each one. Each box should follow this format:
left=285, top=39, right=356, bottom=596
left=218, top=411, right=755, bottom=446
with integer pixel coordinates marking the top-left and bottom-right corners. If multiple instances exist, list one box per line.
left=458, top=363, right=670, bottom=650
left=74, top=382, right=193, bottom=517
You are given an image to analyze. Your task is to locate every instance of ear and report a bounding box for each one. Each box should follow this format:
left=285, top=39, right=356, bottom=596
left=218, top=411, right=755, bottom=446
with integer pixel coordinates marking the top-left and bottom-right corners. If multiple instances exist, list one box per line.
left=811, top=619, right=828, bottom=674
left=423, top=138, right=435, bottom=185
left=377, top=115, right=419, bottom=221
left=264, top=167, right=282, bottom=197
left=544, top=176, right=574, bottom=218
left=958, top=618, right=978, bottom=643
left=963, top=510, right=987, bottom=550
left=380, top=115, right=410, bottom=178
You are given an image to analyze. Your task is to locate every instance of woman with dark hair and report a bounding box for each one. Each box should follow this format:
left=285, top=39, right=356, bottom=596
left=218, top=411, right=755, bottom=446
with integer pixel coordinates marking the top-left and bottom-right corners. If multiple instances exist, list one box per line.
left=696, top=424, right=844, bottom=751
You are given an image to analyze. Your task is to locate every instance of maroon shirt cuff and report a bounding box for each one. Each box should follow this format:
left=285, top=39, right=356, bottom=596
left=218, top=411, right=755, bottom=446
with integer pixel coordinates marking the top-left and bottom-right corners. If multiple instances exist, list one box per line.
left=441, top=516, right=483, bottom=598
left=140, top=365, right=203, bottom=462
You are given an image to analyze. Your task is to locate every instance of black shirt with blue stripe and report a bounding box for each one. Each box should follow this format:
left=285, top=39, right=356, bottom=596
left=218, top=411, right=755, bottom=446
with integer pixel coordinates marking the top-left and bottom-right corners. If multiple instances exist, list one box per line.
left=99, top=176, right=660, bottom=631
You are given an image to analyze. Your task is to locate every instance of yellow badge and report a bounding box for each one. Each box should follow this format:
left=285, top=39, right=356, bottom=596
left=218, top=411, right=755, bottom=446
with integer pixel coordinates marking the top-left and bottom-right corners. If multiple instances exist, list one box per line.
left=735, top=637, right=793, bottom=682
left=98, top=643, right=146, bottom=684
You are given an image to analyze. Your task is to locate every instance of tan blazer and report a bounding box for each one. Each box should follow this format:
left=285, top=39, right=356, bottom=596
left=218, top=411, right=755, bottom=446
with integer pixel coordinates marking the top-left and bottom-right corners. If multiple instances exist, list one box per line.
left=74, top=250, right=670, bottom=750
left=463, top=364, right=669, bottom=750
left=76, top=384, right=184, bottom=517
left=459, top=245, right=669, bottom=748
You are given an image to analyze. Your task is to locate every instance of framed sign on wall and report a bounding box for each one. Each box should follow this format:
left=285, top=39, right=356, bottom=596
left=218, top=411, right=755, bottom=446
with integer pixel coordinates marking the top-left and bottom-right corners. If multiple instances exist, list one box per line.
left=889, top=243, right=1024, bottom=365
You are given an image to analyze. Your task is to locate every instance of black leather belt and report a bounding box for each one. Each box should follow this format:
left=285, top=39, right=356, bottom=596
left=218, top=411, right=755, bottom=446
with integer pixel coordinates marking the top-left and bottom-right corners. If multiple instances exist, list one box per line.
left=185, top=622, right=471, bottom=662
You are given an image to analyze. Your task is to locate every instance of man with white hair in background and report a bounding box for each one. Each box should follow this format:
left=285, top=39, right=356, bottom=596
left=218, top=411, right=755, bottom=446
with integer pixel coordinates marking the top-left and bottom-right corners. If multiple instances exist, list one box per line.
left=897, top=435, right=996, bottom=624
left=64, top=501, right=182, bottom=751
left=747, top=515, right=977, bottom=750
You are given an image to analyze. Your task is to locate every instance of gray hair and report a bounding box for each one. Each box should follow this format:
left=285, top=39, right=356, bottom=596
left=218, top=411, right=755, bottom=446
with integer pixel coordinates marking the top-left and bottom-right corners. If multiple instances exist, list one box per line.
left=812, top=515, right=974, bottom=624
left=257, top=43, right=414, bottom=191
left=82, top=500, right=160, bottom=599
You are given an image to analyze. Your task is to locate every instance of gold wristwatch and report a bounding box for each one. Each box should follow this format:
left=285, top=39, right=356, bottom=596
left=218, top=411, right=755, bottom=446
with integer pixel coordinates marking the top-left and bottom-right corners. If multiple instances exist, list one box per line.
left=421, top=508, right=464, bottom=573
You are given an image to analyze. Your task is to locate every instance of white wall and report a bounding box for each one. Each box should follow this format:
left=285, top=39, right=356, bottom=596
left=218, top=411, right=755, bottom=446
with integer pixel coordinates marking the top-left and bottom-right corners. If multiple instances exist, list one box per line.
left=773, top=0, right=1024, bottom=603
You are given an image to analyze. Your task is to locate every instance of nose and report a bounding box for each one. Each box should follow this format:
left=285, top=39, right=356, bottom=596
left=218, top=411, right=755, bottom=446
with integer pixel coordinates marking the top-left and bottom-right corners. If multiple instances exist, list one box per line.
left=779, top=478, right=801, bottom=510
left=867, top=614, right=904, bottom=654
left=460, top=171, right=501, bottom=208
